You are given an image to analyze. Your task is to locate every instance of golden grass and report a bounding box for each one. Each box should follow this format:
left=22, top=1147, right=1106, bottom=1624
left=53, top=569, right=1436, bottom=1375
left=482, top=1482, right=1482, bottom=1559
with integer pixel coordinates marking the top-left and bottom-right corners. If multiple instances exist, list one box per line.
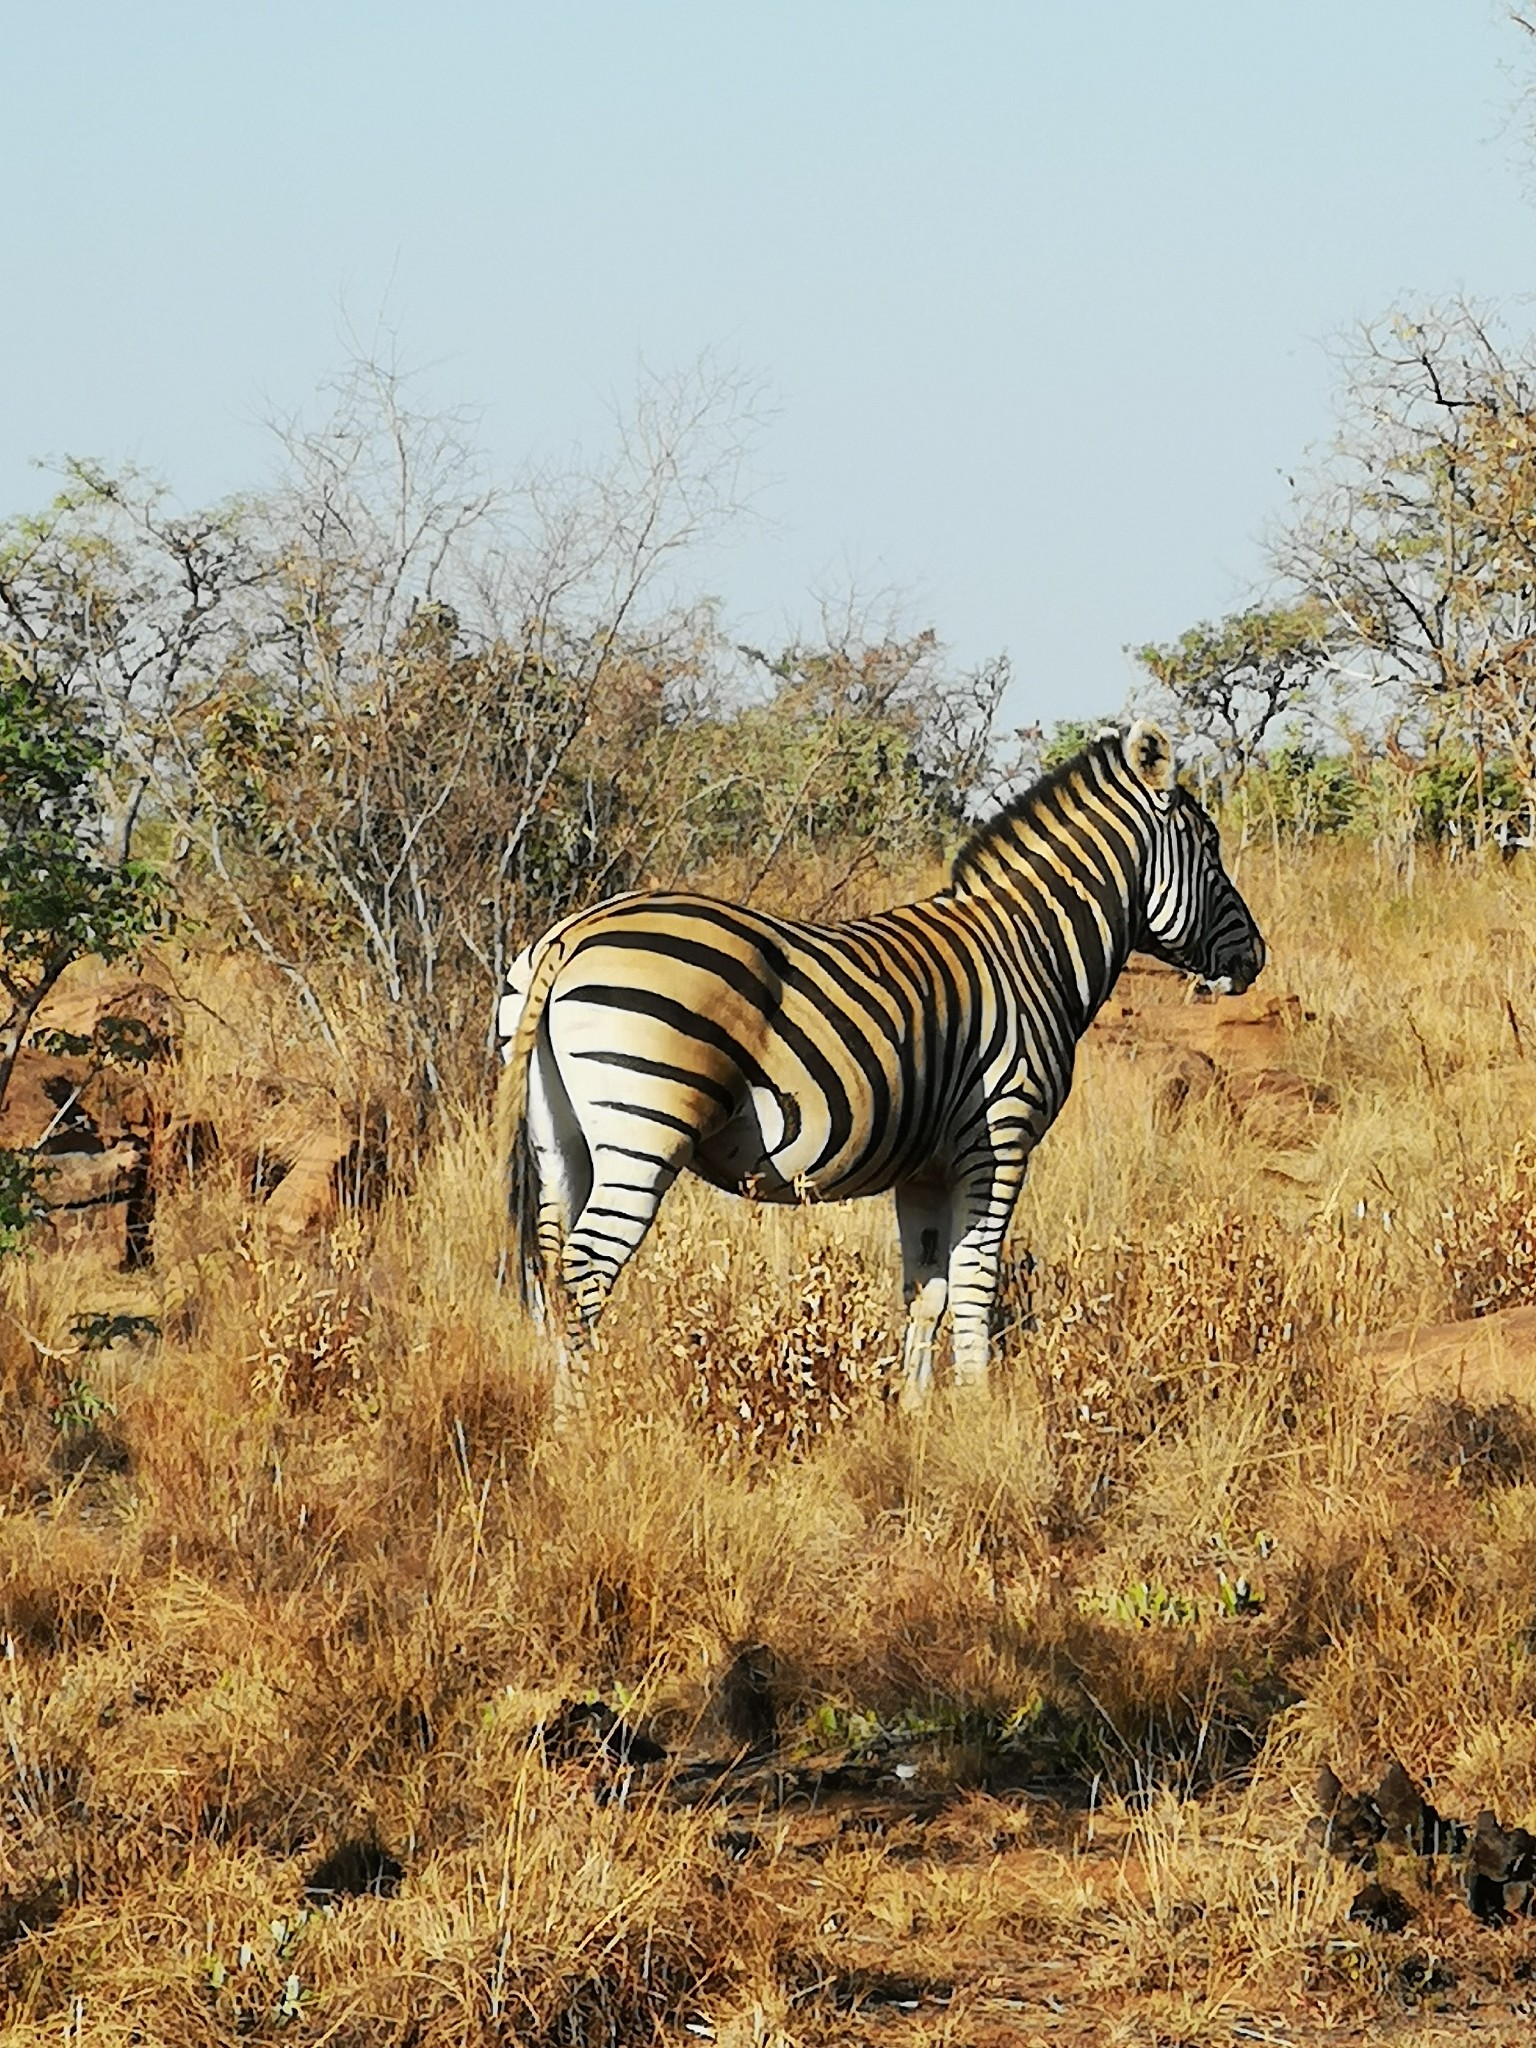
left=7, top=843, right=1536, bottom=2040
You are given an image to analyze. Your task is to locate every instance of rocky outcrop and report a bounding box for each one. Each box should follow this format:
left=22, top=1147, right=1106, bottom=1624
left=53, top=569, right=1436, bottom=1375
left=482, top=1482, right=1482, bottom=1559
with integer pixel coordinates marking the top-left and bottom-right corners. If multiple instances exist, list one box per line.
left=0, top=970, right=180, bottom=1266
left=261, top=1106, right=390, bottom=1236
left=1086, top=965, right=1335, bottom=1144
left=1361, top=1304, right=1536, bottom=1411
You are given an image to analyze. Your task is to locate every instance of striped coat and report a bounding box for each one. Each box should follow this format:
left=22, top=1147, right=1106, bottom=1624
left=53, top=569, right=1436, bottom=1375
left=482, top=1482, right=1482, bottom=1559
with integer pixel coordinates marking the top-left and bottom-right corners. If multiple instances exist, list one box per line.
left=499, top=721, right=1264, bottom=1414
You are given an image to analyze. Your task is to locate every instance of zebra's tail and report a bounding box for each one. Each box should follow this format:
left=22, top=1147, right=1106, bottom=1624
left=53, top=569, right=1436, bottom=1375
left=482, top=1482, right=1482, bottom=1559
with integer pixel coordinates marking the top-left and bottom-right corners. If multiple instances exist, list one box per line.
left=495, top=932, right=570, bottom=1317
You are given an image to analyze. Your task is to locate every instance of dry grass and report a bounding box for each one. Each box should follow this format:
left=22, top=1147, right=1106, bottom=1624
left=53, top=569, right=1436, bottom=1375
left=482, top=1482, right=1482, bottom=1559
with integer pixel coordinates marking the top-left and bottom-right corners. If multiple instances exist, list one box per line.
left=7, top=843, right=1536, bottom=2041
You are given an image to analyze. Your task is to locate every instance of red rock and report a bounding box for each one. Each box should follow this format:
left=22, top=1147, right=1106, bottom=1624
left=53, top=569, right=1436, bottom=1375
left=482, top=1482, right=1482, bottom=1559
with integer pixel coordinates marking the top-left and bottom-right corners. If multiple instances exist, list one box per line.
left=1361, top=1305, right=1536, bottom=1411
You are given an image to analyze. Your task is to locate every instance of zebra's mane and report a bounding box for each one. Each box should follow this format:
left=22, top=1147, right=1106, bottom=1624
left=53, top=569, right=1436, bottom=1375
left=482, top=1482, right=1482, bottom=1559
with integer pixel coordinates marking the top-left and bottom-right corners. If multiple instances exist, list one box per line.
left=948, top=729, right=1126, bottom=890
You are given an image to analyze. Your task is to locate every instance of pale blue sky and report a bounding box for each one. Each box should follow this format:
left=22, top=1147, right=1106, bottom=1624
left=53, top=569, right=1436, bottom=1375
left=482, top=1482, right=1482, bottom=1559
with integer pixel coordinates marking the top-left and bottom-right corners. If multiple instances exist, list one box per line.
left=4, top=3, right=1534, bottom=722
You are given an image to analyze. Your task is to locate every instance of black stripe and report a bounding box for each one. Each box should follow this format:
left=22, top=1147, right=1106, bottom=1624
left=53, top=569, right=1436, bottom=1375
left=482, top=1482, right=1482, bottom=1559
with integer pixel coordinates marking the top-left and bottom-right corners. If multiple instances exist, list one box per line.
left=565, top=985, right=776, bottom=1093
left=592, top=1097, right=699, bottom=1137
left=571, top=1045, right=736, bottom=1112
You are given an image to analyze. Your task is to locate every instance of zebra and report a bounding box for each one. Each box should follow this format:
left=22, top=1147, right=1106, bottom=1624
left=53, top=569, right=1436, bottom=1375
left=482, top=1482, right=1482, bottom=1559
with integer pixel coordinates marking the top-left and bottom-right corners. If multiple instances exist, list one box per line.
left=497, top=720, right=1264, bottom=1416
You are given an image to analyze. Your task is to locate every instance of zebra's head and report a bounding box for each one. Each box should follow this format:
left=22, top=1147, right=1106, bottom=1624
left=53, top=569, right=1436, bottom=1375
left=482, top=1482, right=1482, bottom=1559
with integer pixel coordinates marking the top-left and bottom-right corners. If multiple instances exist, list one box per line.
left=1121, top=722, right=1266, bottom=994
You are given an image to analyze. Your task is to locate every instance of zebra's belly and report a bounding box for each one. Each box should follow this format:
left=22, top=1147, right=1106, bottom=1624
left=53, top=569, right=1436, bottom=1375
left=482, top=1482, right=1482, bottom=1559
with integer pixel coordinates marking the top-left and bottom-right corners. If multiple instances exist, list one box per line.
left=689, top=1092, right=911, bottom=1206
left=690, top=1091, right=801, bottom=1201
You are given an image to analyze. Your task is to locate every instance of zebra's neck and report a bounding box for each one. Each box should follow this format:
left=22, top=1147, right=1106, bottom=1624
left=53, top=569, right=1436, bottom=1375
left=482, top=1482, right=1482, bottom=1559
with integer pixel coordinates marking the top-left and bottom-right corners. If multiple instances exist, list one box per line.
left=946, top=751, right=1147, bottom=1034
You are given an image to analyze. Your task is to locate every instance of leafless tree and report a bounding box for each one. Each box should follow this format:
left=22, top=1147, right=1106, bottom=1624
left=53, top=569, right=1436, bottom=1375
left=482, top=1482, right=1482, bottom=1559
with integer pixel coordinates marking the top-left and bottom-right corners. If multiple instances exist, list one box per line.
left=1, top=356, right=763, bottom=1097
left=1281, top=301, right=1536, bottom=842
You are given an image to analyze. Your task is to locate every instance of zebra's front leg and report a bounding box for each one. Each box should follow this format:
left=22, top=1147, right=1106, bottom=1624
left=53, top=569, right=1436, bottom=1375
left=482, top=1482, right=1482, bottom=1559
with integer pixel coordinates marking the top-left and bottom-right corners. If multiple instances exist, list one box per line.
left=894, top=1178, right=951, bottom=1413
left=946, top=1160, right=1028, bottom=1393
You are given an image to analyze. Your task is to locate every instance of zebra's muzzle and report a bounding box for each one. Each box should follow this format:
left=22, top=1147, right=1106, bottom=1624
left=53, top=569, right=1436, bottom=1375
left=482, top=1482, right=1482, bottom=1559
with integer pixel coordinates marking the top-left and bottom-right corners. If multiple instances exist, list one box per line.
left=1219, top=931, right=1266, bottom=995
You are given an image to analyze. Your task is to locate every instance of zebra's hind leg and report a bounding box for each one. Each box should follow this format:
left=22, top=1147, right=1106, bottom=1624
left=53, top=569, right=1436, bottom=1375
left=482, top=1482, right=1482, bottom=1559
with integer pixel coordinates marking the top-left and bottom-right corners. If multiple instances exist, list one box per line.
left=550, top=1136, right=697, bottom=1414
left=550, top=1264, right=608, bottom=1426
left=894, top=1177, right=951, bottom=1413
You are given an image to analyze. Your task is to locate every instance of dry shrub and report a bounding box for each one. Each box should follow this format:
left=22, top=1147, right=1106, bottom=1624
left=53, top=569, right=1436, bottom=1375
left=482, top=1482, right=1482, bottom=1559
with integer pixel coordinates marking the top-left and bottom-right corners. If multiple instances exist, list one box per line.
left=1054, top=1581, right=1297, bottom=1796
left=0, top=1322, right=59, bottom=1503
left=1432, top=1138, right=1536, bottom=1318
left=1090, top=1785, right=1361, bottom=2006
left=0, top=1788, right=803, bottom=2048
left=0, top=1517, right=129, bottom=1659
left=1019, top=1206, right=1384, bottom=1542
left=829, top=1375, right=1054, bottom=1574
left=1029, top=1205, right=1363, bottom=1388
left=651, top=1232, right=898, bottom=1458
left=1397, top=1395, right=1536, bottom=1494
left=484, top=1413, right=833, bottom=1692
left=56, top=1595, right=336, bottom=1856
left=1280, top=1487, right=1536, bottom=1818
left=247, top=1231, right=375, bottom=1414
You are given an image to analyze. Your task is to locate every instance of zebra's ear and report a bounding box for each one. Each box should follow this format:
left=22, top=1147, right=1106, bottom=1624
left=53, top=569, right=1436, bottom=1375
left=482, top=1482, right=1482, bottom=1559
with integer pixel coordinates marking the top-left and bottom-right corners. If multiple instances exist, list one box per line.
left=1122, top=720, right=1176, bottom=794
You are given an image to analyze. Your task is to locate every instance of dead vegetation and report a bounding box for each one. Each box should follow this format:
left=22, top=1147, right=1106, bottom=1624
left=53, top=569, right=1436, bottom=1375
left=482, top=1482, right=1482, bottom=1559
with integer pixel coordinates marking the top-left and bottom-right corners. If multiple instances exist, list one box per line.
left=5, top=841, right=1536, bottom=2042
